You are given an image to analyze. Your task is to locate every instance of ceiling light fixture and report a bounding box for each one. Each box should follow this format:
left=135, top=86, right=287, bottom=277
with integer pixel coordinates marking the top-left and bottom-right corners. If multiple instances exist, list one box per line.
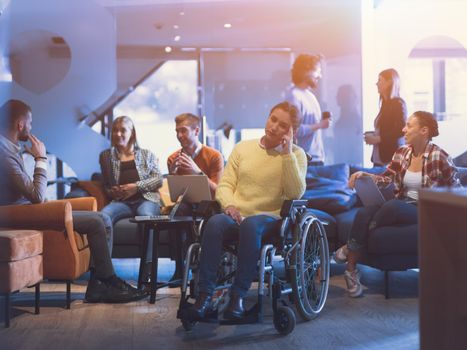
left=173, top=24, right=179, bottom=29
left=224, top=23, right=232, bottom=29
left=165, top=46, right=172, bottom=53
left=179, top=11, right=185, bottom=16
left=174, top=35, right=181, bottom=42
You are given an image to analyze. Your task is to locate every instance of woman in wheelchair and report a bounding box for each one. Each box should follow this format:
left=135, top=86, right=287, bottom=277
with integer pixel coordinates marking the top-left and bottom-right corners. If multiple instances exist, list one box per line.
left=335, top=111, right=459, bottom=297
left=189, top=101, right=307, bottom=320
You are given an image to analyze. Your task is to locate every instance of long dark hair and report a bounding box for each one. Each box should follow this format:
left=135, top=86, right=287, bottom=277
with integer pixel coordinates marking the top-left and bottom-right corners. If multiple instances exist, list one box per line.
left=379, top=68, right=401, bottom=101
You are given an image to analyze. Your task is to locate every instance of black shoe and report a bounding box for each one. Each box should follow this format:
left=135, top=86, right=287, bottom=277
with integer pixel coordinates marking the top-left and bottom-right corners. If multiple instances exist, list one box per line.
left=223, top=294, right=245, bottom=320
left=85, top=275, right=147, bottom=303
left=187, top=292, right=212, bottom=320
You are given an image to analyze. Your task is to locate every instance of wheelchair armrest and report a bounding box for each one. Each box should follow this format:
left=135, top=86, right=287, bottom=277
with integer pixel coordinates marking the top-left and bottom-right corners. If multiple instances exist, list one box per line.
left=194, top=200, right=221, bottom=218
left=280, top=199, right=309, bottom=218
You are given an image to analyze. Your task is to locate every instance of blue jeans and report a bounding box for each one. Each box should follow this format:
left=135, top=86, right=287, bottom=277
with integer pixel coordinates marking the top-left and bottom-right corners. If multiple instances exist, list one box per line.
left=198, top=214, right=280, bottom=297
left=347, top=198, right=418, bottom=251
left=102, top=199, right=160, bottom=260
left=102, top=199, right=160, bottom=224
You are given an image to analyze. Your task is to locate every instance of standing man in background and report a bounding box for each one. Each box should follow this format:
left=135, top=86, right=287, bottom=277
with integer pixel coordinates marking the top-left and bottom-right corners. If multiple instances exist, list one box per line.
left=286, top=54, right=330, bottom=165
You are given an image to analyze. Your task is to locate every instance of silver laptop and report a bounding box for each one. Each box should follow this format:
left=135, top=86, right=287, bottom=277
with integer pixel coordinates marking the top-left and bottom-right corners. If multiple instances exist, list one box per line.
left=167, top=175, right=212, bottom=203
left=354, top=176, right=386, bottom=207
left=134, top=188, right=187, bottom=221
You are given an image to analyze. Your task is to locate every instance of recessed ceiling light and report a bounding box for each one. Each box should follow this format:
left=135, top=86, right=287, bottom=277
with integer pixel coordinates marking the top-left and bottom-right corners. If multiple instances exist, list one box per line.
left=224, top=23, right=232, bottom=29
left=179, top=11, right=185, bottom=16
left=173, top=24, right=179, bottom=29
left=174, top=35, right=181, bottom=42
left=165, top=46, right=172, bottom=53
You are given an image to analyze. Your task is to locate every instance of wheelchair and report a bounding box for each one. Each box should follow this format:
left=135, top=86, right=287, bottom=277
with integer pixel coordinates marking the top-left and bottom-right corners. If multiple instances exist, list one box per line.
left=176, top=199, right=330, bottom=335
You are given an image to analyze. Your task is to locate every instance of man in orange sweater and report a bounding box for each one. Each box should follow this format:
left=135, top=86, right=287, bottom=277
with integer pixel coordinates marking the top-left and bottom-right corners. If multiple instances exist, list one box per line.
left=166, top=113, right=224, bottom=283
left=167, top=113, right=223, bottom=197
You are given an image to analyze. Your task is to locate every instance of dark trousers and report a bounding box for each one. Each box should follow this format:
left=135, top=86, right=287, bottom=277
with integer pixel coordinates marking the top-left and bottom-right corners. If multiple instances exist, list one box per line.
left=198, top=214, right=280, bottom=297
left=347, top=199, right=418, bottom=251
left=72, top=211, right=115, bottom=279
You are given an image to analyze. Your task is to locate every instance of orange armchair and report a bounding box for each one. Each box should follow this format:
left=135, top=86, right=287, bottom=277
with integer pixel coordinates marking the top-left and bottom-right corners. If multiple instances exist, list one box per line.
left=0, top=197, right=96, bottom=308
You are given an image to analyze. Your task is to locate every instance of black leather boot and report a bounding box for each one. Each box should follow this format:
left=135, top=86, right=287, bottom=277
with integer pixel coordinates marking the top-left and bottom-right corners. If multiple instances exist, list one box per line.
left=223, top=293, right=245, bottom=319
left=188, top=292, right=212, bottom=320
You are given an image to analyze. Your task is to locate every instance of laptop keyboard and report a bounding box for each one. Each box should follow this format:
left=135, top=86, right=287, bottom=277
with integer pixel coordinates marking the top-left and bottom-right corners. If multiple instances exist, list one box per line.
left=134, top=215, right=170, bottom=221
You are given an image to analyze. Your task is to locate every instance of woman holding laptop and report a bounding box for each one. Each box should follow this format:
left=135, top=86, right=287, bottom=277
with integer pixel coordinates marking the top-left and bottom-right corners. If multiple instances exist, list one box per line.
left=335, top=111, right=459, bottom=297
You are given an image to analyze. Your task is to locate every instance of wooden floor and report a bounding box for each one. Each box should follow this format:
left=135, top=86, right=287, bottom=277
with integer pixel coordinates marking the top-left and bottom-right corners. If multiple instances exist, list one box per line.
left=0, top=259, right=419, bottom=350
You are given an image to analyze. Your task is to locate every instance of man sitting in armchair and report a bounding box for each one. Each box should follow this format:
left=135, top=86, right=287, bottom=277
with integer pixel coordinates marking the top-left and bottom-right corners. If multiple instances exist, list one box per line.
left=0, top=99, right=146, bottom=303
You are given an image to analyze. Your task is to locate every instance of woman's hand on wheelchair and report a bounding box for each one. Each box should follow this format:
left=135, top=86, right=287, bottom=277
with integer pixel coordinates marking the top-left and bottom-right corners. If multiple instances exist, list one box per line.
left=225, top=205, right=243, bottom=224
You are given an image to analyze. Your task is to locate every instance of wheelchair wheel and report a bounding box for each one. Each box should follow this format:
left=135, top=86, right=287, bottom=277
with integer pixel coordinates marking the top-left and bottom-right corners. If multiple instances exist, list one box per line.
left=211, top=250, right=237, bottom=313
left=273, top=306, right=296, bottom=335
left=291, top=212, right=330, bottom=321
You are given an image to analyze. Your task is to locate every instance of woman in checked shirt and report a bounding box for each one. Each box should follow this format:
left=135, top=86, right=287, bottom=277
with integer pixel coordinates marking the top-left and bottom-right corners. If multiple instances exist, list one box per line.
left=335, top=111, right=459, bottom=298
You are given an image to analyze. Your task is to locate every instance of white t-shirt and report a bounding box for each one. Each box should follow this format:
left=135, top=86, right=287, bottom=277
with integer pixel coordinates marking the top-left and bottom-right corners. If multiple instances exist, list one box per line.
left=403, top=170, right=422, bottom=200
left=285, top=86, right=324, bottom=162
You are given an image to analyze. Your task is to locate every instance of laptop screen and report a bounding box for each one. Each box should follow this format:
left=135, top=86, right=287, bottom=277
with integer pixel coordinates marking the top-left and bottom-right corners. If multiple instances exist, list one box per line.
left=168, top=188, right=187, bottom=219
left=354, top=176, right=386, bottom=207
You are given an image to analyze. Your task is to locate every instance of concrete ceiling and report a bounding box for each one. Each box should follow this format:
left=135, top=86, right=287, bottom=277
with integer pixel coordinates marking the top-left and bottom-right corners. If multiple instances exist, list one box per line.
left=99, top=0, right=362, bottom=56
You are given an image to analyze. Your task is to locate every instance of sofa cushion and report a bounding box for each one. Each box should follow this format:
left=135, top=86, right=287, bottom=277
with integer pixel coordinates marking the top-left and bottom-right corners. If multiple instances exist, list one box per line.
left=0, top=230, right=43, bottom=262
left=303, top=163, right=356, bottom=214
left=307, top=163, right=349, bottom=183
left=349, top=164, right=386, bottom=175
left=367, top=224, right=418, bottom=255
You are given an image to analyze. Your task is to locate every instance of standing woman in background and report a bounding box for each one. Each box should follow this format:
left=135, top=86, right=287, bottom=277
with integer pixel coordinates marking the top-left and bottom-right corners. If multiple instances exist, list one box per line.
left=364, top=68, right=407, bottom=166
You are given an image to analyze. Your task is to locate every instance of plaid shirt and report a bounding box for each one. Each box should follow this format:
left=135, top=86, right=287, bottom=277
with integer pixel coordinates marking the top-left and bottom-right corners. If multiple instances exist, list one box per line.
left=99, top=147, right=163, bottom=203
left=377, top=142, right=459, bottom=198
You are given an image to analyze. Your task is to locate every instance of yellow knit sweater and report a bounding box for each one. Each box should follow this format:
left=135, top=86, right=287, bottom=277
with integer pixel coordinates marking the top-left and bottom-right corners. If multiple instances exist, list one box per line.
left=215, top=139, right=307, bottom=217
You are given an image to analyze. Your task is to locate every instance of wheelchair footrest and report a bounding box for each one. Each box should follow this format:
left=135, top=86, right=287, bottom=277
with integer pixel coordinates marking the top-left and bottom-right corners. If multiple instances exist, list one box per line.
left=219, top=303, right=261, bottom=325
left=177, top=301, right=220, bottom=323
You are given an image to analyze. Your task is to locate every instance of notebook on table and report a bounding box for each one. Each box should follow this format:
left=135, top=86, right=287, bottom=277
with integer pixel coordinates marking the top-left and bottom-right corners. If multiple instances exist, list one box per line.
left=134, top=188, right=187, bottom=222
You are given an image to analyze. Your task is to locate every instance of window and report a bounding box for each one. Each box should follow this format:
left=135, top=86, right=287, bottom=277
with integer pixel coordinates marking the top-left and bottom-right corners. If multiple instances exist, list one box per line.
left=113, top=60, right=198, bottom=173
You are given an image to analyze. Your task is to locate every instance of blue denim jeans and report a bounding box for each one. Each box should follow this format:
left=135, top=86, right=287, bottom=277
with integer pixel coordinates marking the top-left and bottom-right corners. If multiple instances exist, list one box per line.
left=102, top=199, right=160, bottom=260
left=347, top=198, right=418, bottom=251
left=102, top=199, right=160, bottom=224
left=198, top=213, right=280, bottom=297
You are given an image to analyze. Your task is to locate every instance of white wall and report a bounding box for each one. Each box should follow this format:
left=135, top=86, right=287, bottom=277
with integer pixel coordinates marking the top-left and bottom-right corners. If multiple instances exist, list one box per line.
left=2, top=0, right=116, bottom=178
left=0, top=1, right=11, bottom=102
left=362, top=0, right=467, bottom=162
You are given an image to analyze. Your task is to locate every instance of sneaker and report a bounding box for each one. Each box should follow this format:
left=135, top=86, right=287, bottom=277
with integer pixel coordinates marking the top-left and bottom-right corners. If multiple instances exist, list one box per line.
left=85, top=275, right=147, bottom=303
left=333, top=246, right=348, bottom=264
left=344, top=269, right=363, bottom=298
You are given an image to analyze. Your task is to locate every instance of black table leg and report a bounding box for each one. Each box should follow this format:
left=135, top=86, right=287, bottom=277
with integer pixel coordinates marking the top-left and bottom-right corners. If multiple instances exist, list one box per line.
left=138, top=223, right=149, bottom=289
left=149, top=226, right=160, bottom=304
